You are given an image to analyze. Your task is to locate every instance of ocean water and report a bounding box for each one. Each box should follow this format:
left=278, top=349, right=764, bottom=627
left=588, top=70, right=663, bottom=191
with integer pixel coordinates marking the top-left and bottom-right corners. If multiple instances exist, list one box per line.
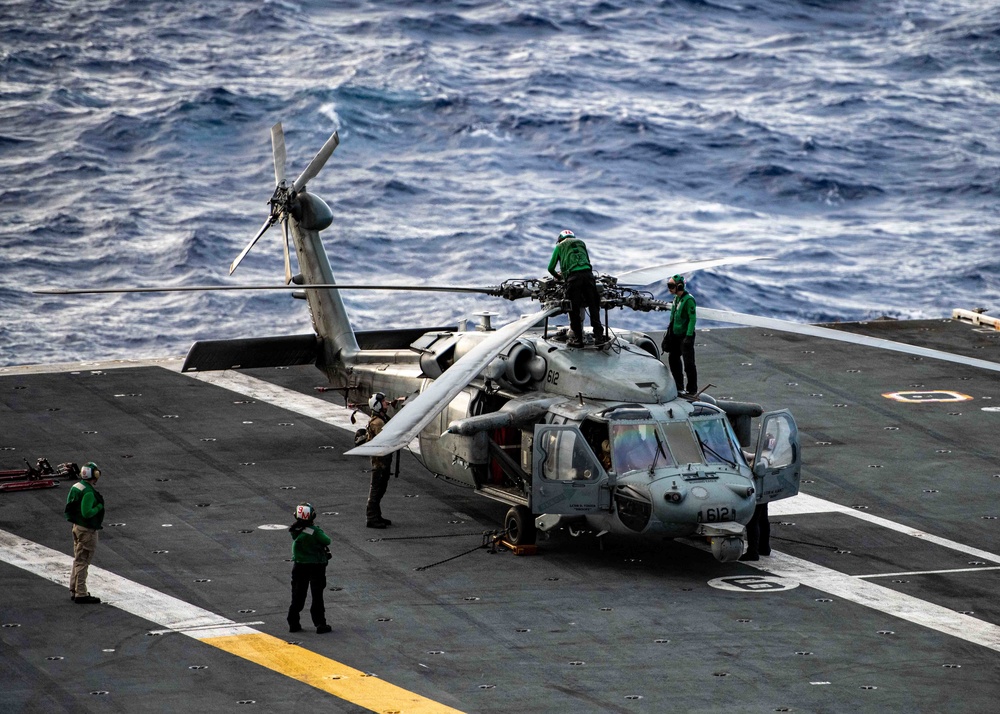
left=1, top=0, right=998, bottom=367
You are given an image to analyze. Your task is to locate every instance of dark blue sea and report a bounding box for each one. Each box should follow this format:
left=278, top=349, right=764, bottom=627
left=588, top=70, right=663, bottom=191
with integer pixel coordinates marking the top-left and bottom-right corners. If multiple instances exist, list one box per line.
left=2, top=0, right=998, bottom=367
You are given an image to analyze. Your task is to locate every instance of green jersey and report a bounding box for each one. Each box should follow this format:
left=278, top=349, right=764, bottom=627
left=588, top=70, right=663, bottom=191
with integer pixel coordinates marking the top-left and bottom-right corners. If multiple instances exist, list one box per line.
left=547, top=238, right=592, bottom=277
left=669, top=292, right=697, bottom=337
left=290, top=522, right=332, bottom=564
left=65, top=480, right=105, bottom=530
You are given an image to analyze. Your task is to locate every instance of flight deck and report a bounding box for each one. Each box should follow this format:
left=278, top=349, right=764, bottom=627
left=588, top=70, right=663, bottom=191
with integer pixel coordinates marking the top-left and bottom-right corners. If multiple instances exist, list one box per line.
left=2, top=317, right=999, bottom=713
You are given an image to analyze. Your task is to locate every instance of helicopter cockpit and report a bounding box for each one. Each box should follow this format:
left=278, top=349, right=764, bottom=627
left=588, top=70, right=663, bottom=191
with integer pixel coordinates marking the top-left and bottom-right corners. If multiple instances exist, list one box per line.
left=530, top=399, right=792, bottom=544
left=598, top=402, right=748, bottom=477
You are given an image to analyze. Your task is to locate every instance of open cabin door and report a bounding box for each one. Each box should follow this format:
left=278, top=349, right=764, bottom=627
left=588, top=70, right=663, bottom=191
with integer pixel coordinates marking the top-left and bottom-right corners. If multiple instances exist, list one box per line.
left=752, top=410, right=800, bottom=503
left=531, top=424, right=610, bottom=514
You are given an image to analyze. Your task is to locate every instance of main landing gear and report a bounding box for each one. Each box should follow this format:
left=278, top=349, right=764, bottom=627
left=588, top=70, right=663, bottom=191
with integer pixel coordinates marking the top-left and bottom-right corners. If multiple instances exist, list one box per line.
left=504, top=505, right=537, bottom=547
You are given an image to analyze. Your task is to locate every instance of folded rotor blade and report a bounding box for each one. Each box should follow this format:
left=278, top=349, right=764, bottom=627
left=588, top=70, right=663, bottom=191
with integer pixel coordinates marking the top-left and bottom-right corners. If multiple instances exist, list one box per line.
left=346, top=307, right=561, bottom=457
left=282, top=218, right=292, bottom=285
left=698, top=307, right=1000, bottom=375
left=229, top=215, right=276, bottom=276
left=34, top=283, right=504, bottom=296
left=292, top=130, right=340, bottom=194
left=616, top=256, right=768, bottom=287
left=271, top=122, right=286, bottom=187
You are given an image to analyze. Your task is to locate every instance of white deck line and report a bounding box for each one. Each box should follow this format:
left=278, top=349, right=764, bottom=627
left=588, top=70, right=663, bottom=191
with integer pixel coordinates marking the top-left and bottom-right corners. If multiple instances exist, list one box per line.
left=0, top=529, right=258, bottom=640
left=856, top=566, right=1000, bottom=579
left=684, top=536, right=1000, bottom=653
left=755, top=551, right=1000, bottom=653
left=176, top=367, right=421, bottom=454
left=771, top=492, right=1000, bottom=564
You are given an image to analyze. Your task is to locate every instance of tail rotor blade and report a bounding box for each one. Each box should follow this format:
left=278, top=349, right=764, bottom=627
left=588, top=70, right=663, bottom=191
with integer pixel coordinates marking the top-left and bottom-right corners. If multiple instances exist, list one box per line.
left=282, top=218, right=292, bottom=285
left=229, top=215, right=275, bottom=276
left=292, top=130, right=339, bottom=193
left=271, top=122, right=287, bottom=186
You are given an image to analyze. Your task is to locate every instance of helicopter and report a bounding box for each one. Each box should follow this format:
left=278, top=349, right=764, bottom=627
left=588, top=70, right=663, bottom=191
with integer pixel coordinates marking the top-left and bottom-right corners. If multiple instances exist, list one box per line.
left=41, top=123, right=1000, bottom=563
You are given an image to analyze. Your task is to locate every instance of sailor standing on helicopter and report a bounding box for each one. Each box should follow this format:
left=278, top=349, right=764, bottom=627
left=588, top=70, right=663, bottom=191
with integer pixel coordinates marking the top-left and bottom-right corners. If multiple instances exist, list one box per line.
left=547, top=229, right=608, bottom=348
left=661, top=274, right=698, bottom=395
left=362, top=392, right=395, bottom=529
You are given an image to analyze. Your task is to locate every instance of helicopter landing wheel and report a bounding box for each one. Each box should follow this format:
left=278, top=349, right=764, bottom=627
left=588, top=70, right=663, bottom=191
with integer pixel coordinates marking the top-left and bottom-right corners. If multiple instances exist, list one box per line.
left=505, top=506, right=537, bottom=546
left=711, top=535, right=744, bottom=563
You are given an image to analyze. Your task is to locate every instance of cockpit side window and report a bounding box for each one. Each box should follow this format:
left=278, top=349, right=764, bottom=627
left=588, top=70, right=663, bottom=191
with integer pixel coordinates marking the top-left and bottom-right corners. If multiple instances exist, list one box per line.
left=757, top=414, right=795, bottom=470
left=541, top=429, right=601, bottom=482
left=609, top=423, right=673, bottom=474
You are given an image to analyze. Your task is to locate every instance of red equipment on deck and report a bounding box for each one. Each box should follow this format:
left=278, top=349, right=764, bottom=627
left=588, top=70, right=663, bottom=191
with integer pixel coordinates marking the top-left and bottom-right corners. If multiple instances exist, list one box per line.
left=0, top=457, right=62, bottom=492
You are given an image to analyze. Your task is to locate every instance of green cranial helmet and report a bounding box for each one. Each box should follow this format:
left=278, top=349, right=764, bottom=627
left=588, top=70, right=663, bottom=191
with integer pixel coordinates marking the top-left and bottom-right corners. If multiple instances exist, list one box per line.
left=557, top=229, right=575, bottom=243
left=668, top=274, right=685, bottom=289
left=80, top=462, right=101, bottom=480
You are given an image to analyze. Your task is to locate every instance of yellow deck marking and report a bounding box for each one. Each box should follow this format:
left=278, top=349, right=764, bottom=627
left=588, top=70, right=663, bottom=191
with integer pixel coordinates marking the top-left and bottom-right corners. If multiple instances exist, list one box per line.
left=203, top=632, right=464, bottom=714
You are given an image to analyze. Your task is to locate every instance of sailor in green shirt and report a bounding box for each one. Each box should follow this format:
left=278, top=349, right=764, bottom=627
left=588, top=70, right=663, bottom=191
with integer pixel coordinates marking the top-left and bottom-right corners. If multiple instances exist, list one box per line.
left=660, top=274, right=698, bottom=394
left=547, top=229, right=607, bottom=348
left=287, top=502, right=332, bottom=634
left=64, top=461, right=104, bottom=604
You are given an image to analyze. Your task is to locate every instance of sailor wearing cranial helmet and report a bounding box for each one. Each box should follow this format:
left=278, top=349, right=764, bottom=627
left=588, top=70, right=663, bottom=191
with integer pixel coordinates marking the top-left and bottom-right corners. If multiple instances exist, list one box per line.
left=661, top=274, right=698, bottom=395
left=287, top=502, right=332, bottom=634
left=64, top=461, right=104, bottom=604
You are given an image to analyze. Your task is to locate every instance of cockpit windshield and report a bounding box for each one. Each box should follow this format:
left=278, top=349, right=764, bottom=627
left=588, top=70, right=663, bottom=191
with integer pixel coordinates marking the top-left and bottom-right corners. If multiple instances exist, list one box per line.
left=609, top=422, right=675, bottom=474
left=691, top=416, right=745, bottom=467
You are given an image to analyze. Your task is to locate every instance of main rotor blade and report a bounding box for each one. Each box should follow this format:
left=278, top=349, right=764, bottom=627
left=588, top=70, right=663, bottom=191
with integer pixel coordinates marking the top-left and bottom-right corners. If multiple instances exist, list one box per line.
left=34, top=283, right=504, bottom=296
left=271, top=122, right=286, bottom=187
left=347, top=307, right=561, bottom=457
left=282, top=218, right=292, bottom=285
left=698, top=308, right=1000, bottom=375
left=292, top=130, right=339, bottom=193
left=616, top=256, right=768, bottom=287
left=229, top=215, right=275, bottom=276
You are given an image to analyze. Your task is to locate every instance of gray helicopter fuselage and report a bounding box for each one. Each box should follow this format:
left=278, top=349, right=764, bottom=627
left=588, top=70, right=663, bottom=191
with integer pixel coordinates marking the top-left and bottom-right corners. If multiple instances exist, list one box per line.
left=317, top=321, right=767, bottom=550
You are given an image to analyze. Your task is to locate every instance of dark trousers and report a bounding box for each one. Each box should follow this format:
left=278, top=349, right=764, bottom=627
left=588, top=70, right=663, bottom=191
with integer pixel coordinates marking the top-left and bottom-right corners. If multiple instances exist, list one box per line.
left=288, top=562, right=328, bottom=628
left=745, top=502, right=771, bottom=556
left=665, top=332, right=697, bottom=393
left=366, top=465, right=391, bottom=523
left=566, top=269, right=604, bottom=340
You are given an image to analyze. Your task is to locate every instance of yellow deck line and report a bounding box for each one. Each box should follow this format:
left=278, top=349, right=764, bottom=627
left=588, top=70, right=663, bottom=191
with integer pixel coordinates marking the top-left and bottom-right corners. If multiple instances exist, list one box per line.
left=203, top=632, right=464, bottom=714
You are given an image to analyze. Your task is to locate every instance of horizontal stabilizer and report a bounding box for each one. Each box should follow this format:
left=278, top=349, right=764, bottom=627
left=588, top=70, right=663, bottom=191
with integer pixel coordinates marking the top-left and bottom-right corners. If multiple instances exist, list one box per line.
left=182, top=334, right=319, bottom=372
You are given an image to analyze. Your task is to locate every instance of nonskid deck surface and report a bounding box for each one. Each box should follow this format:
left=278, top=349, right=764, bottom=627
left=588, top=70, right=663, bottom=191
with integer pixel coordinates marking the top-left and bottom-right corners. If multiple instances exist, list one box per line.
left=1, top=318, right=999, bottom=713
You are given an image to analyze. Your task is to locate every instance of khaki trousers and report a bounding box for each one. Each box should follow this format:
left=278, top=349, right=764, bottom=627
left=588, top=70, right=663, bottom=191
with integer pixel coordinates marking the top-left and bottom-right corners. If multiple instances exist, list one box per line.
left=71, top=524, right=98, bottom=597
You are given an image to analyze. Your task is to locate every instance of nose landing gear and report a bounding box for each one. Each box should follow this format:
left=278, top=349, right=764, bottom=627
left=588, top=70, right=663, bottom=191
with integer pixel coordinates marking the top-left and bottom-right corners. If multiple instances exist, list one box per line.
left=696, top=522, right=747, bottom=563
left=710, top=536, right=745, bottom=563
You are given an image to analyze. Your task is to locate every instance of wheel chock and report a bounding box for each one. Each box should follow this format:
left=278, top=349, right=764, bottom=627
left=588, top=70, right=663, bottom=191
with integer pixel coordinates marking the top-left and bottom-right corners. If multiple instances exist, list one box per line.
left=498, top=540, right=538, bottom=556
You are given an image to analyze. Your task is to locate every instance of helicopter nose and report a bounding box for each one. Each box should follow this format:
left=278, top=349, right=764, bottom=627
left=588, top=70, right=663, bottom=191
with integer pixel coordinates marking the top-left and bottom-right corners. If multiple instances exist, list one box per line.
left=648, top=477, right=756, bottom=533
